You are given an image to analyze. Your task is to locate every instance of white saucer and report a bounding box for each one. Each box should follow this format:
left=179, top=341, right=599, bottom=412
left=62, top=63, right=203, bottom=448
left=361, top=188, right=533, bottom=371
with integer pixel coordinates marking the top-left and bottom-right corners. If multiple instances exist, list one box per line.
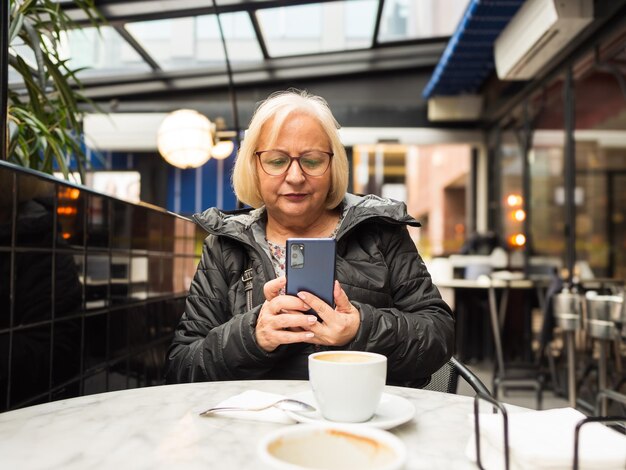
left=285, top=391, right=415, bottom=430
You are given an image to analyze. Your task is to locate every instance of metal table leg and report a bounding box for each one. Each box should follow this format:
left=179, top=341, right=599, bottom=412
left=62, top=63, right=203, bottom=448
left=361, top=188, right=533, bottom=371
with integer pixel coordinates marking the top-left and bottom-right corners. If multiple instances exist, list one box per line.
left=565, top=330, right=577, bottom=408
left=488, top=285, right=506, bottom=387
left=498, top=288, right=509, bottom=330
left=598, top=340, right=608, bottom=415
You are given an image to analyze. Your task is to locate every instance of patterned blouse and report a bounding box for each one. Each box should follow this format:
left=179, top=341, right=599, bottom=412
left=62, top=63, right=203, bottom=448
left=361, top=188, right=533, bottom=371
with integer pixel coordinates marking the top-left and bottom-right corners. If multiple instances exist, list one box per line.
left=267, top=213, right=344, bottom=286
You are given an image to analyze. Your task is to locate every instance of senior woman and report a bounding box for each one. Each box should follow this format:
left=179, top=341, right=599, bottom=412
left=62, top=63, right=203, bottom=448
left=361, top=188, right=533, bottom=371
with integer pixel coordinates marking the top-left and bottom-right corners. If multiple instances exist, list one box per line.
left=165, top=89, right=454, bottom=388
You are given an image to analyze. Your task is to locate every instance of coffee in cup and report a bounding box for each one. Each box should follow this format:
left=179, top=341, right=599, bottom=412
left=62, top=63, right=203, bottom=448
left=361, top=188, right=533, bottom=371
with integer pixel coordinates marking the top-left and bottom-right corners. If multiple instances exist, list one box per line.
left=258, top=423, right=406, bottom=470
left=312, top=352, right=376, bottom=363
left=308, top=351, right=387, bottom=423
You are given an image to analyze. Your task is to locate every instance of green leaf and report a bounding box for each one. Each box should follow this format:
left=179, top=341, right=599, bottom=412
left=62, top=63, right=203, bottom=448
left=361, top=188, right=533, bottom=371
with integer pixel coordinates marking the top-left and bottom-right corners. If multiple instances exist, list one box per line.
left=8, top=0, right=105, bottom=179
left=8, top=12, right=25, bottom=44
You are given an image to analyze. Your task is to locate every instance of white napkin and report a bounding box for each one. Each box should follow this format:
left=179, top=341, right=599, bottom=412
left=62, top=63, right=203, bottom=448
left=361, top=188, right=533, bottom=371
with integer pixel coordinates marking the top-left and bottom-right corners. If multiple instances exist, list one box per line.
left=198, top=390, right=297, bottom=424
left=466, top=407, right=626, bottom=470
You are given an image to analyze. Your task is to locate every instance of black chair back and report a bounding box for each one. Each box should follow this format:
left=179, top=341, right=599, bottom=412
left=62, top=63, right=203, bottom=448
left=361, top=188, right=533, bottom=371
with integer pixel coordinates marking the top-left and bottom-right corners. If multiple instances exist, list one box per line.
left=424, top=357, right=492, bottom=397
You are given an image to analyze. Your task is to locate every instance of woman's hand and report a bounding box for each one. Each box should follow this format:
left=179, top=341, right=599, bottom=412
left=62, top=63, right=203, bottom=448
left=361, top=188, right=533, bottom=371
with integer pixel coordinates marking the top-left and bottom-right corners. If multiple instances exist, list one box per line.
left=296, top=281, right=360, bottom=346
left=255, top=276, right=318, bottom=352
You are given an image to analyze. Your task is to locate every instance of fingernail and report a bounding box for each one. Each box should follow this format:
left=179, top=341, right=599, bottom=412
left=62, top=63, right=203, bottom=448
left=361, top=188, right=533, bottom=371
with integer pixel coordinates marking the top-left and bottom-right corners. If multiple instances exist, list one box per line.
left=307, top=315, right=317, bottom=324
left=297, top=292, right=306, bottom=300
left=305, top=332, right=314, bottom=338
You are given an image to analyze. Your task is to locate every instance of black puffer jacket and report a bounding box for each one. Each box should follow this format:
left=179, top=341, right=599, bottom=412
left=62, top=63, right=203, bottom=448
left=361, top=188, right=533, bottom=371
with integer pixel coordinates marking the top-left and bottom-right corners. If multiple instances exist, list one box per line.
left=165, top=194, right=454, bottom=387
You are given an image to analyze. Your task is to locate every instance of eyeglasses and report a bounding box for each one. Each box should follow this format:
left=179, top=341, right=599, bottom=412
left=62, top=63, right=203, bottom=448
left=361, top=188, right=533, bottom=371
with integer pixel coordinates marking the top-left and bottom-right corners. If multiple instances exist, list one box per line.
left=255, top=150, right=333, bottom=177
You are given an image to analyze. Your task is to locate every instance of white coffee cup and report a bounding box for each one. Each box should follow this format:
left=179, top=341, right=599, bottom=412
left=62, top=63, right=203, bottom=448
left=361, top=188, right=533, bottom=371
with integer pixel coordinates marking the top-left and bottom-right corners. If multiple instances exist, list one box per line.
left=308, top=351, right=387, bottom=423
left=258, top=423, right=406, bottom=470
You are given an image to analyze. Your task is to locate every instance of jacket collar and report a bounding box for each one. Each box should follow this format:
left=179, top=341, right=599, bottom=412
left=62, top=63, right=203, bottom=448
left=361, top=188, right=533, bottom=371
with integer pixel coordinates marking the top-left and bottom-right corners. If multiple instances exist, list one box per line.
left=192, top=193, right=420, bottom=240
left=343, top=193, right=420, bottom=225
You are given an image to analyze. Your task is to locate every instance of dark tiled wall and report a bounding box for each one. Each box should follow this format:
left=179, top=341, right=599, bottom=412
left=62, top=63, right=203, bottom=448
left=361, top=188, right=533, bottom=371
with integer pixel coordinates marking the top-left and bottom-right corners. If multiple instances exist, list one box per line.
left=0, top=162, right=202, bottom=412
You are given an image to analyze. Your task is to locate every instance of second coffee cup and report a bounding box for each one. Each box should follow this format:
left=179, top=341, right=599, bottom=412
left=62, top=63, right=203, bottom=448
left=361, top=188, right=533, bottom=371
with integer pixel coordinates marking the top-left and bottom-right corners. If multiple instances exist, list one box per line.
left=308, top=351, right=387, bottom=423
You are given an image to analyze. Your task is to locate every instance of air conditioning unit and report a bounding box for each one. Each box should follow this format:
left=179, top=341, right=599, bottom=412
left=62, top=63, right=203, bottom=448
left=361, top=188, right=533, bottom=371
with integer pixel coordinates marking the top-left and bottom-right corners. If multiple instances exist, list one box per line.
left=494, top=0, right=593, bottom=80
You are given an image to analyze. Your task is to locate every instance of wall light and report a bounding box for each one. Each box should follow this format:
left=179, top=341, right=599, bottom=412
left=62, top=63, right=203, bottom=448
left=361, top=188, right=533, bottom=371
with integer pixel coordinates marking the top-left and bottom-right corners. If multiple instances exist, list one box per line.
left=513, top=209, right=526, bottom=221
left=506, top=194, right=523, bottom=207
left=509, top=233, right=526, bottom=247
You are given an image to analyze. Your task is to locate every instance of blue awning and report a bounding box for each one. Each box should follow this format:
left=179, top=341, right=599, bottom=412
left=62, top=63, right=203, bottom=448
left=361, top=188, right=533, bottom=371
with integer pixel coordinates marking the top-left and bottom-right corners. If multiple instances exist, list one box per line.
left=422, top=0, right=525, bottom=99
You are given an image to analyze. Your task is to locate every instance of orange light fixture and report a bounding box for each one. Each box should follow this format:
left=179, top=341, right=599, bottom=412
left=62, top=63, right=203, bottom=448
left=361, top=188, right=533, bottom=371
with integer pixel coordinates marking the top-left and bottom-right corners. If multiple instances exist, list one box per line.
left=509, top=233, right=526, bottom=247
left=513, top=209, right=526, bottom=221
left=58, top=187, right=80, bottom=200
left=57, top=206, right=77, bottom=216
left=506, top=194, right=523, bottom=207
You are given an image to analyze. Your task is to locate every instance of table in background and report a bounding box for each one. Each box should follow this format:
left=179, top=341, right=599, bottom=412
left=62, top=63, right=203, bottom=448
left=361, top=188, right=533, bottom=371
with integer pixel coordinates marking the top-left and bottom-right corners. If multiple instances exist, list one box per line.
left=436, top=278, right=544, bottom=384
left=0, top=380, right=486, bottom=470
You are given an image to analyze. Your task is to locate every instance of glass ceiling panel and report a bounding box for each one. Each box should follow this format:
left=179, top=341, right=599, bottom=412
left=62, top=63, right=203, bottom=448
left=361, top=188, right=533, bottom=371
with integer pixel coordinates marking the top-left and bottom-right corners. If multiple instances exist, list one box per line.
left=257, top=0, right=378, bottom=57
left=378, top=0, right=471, bottom=43
left=10, top=1, right=460, bottom=89
left=125, top=12, right=262, bottom=71
left=8, top=64, right=23, bottom=87
left=8, top=39, right=35, bottom=85
left=59, top=26, right=150, bottom=77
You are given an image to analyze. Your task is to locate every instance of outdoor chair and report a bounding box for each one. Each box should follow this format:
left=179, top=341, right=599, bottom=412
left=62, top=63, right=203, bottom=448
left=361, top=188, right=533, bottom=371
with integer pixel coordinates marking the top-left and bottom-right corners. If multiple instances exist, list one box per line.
left=424, top=356, right=492, bottom=396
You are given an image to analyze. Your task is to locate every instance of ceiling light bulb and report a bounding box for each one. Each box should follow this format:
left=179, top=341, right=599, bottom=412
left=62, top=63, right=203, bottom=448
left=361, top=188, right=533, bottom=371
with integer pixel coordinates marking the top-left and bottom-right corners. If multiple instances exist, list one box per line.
left=211, top=140, right=235, bottom=160
left=157, top=109, right=213, bottom=169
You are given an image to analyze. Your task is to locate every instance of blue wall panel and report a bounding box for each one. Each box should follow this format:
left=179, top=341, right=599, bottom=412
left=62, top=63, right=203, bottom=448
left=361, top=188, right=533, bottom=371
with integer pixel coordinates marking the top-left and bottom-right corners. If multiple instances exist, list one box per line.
left=78, top=146, right=238, bottom=216
left=179, top=166, right=199, bottom=215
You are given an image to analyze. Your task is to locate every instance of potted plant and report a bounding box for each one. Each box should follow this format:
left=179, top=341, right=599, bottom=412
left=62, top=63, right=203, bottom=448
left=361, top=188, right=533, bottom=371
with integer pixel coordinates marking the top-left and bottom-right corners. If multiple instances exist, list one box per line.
left=7, top=0, right=102, bottom=179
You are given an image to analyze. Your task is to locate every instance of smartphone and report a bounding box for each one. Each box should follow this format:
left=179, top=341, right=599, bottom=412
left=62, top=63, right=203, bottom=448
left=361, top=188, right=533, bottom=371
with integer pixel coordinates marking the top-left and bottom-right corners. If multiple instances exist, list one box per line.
left=286, top=238, right=336, bottom=316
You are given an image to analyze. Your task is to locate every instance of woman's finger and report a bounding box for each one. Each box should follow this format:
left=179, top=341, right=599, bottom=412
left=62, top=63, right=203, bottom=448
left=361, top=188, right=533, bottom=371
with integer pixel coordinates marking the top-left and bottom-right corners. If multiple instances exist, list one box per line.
left=333, top=280, right=354, bottom=314
left=298, top=285, right=360, bottom=346
left=296, top=291, right=332, bottom=321
left=263, top=276, right=286, bottom=301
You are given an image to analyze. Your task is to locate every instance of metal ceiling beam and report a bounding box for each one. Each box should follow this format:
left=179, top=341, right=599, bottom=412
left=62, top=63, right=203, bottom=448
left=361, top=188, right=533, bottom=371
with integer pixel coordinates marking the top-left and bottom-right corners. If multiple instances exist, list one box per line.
left=248, top=10, right=270, bottom=59
left=67, top=42, right=445, bottom=100
left=50, top=0, right=454, bottom=115
left=79, top=71, right=448, bottom=129
left=65, top=0, right=358, bottom=25
left=113, top=25, right=161, bottom=71
left=50, top=0, right=457, bottom=130
left=371, top=0, right=385, bottom=47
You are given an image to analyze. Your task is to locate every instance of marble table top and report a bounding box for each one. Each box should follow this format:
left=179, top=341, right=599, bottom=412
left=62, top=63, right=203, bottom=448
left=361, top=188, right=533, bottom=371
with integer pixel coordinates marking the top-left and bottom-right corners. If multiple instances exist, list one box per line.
left=0, top=380, right=486, bottom=469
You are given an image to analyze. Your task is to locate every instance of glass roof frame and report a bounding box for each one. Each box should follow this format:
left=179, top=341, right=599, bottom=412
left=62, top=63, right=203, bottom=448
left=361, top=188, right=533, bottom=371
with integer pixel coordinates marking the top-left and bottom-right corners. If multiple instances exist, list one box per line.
left=37, top=0, right=470, bottom=94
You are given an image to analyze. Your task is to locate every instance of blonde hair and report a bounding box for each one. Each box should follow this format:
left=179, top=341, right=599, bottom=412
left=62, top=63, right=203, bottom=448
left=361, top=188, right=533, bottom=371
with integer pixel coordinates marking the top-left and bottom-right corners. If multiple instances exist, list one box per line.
left=232, top=89, right=349, bottom=209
